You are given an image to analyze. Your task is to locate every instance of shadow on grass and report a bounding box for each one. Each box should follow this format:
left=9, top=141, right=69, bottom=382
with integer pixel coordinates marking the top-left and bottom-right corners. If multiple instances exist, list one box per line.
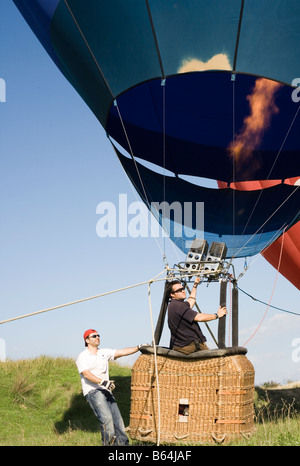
left=55, top=377, right=300, bottom=433
left=54, top=375, right=132, bottom=434
left=255, top=386, right=300, bottom=423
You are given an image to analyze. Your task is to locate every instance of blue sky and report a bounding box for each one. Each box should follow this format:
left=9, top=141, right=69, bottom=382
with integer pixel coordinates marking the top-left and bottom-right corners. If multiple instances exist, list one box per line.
left=1, top=0, right=299, bottom=385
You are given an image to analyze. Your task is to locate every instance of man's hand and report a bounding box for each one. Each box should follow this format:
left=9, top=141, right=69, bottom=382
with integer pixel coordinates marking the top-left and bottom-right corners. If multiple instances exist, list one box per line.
left=194, top=276, right=201, bottom=286
left=217, top=306, right=227, bottom=318
left=100, top=380, right=115, bottom=391
left=138, top=343, right=149, bottom=350
left=187, top=276, right=200, bottom=308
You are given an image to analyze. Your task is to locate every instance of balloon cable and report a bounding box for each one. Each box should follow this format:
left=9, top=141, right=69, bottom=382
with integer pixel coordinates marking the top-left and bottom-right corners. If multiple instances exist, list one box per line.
left=230, top=184, right=300, bottom=261
left=237, top=286, right=300, bottom=317
left=63, top=0, right=114, bottom=100
left=241, top=227, right=287, bottom=347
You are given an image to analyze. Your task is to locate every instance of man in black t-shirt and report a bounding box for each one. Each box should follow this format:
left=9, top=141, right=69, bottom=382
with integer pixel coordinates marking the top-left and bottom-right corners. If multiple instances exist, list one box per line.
left=167, top=277, right=227, bottom=354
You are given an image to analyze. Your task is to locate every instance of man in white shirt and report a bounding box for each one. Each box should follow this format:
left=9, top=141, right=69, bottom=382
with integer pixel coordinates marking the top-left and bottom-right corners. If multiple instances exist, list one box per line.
left=76, top=328, right=140, bottom=445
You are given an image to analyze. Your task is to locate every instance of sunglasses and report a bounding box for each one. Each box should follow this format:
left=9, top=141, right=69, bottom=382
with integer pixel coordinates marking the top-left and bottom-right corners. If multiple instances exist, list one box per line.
left=173, top=286, right=186, bottom=293
left=89, top=334, right=100, bottom=339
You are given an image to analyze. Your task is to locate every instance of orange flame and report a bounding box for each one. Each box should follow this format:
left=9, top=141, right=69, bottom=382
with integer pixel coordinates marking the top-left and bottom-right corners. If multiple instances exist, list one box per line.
left=228, top=78, right=282, bottom=177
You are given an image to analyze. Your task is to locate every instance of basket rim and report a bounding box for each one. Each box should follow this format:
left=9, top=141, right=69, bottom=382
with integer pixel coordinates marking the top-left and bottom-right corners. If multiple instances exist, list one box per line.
left=139, top=345, right=248, bottom=360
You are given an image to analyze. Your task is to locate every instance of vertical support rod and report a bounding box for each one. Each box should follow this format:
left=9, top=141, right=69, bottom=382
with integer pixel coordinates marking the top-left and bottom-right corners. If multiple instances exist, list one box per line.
left=154, top=282, right=169, bottom=345
left=232, top=285, right=239, bottom=347
left=218, top=280, right=227, bottom=348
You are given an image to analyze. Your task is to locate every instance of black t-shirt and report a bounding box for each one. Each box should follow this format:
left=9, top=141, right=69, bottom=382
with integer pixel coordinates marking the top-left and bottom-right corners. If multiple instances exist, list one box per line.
left=167, top=299, right=206, bottom=348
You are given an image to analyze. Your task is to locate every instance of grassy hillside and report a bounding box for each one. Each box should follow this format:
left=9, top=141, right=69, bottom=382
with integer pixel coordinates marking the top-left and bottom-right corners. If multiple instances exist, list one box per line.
left=0, top=356, right=299, bottom=446
left=0, top=356, right=131, bottom=446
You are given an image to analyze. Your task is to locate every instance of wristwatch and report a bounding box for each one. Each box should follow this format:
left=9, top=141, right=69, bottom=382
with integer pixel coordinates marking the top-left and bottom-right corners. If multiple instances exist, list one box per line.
left=214, top=313, right=219, bottom=319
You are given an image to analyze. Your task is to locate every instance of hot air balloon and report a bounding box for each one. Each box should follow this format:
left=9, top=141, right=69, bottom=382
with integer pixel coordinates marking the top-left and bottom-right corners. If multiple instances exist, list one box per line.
left=12, top=0, right=300, bottom=444
left=13, top=0, right=300, bottom=267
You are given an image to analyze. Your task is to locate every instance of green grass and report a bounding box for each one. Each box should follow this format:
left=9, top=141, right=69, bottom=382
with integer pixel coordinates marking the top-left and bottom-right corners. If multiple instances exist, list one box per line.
left=0, top=356, right=131, bottom=446
left=0, top=356, right=299, bottom=446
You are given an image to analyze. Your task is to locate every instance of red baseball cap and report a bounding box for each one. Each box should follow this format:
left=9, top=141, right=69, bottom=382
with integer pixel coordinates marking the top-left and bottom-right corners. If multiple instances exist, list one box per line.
left=83, top=329, right=97, bottom=341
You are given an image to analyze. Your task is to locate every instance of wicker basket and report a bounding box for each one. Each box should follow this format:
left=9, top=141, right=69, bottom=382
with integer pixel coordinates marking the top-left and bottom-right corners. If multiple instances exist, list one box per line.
left=129, top=348, right=255, bottom=444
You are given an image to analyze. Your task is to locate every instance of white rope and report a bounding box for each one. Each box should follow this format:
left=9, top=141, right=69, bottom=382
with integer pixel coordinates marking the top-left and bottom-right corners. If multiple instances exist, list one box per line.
left=147, top=269, right=165, bottom=446
left=0, top=273, right=166, bottom=325
left=0, top=267, right=225, bottom=326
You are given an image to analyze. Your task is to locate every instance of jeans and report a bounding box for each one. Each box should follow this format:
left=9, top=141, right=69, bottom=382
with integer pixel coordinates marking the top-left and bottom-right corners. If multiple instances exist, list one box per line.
left=86, top=388, right=129, bottom=445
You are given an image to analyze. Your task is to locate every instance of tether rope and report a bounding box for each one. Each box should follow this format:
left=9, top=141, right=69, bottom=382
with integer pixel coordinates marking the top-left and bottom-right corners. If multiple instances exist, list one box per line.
left=0, top=273, right=166, bottom=325
left=1, top=268, right=216, bottom=325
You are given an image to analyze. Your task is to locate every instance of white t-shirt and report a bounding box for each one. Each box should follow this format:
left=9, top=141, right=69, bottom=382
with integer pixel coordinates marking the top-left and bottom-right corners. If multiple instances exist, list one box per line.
left=76, top=347, right=116, bottom=396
